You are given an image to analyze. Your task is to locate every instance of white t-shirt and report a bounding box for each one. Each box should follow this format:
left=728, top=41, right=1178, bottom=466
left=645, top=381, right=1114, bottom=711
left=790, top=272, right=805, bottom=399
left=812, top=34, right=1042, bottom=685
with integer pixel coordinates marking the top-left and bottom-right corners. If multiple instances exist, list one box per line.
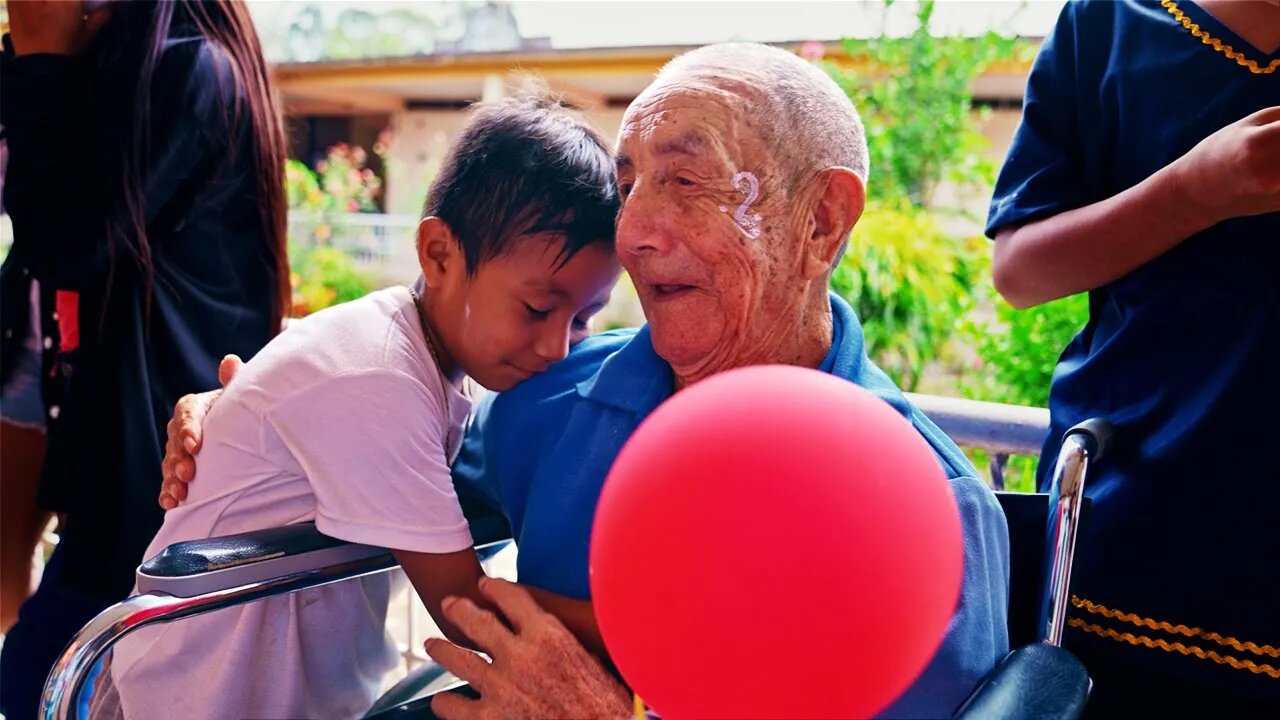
left=110, top=286, right=475, bottom=720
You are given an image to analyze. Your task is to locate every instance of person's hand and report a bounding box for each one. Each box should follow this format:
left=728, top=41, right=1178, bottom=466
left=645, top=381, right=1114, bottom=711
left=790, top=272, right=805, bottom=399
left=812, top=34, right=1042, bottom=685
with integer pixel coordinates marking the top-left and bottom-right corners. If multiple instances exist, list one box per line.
left=1171, top=106, right=1280, bottom=223
left=6, top=1, right=111, bottom=56
left=158, top=355, right=243, bottom=510
left=424, top=577, right=632, bottom=720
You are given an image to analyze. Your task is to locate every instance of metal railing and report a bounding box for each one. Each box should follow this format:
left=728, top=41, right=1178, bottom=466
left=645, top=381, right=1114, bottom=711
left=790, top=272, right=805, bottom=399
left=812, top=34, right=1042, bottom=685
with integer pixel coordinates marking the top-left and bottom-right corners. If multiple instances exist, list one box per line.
left=288, top=211, right=421, bottom=285
left=907, top=392, right=1050, bottom=488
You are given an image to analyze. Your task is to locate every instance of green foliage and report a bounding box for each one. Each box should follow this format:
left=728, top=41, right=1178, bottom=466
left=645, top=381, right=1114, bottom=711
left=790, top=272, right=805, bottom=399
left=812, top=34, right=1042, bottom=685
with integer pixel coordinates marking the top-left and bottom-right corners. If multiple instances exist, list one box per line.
left=830, top=199, right=984, bottom=391
left=285, top=159, right=323, bottom=210
left=822, top=0, right=1085, bottom=488
left=285, top=143, right=382, bottom=315
left=829, top=0, right=1030, bottom=206
left=289, top=245, right=374, bottom=316
left=823, top=0, right=1028, bottom=390
left=963, top=281, right=1089, bottom=491
left=963, top=286, right=1089, bottom=409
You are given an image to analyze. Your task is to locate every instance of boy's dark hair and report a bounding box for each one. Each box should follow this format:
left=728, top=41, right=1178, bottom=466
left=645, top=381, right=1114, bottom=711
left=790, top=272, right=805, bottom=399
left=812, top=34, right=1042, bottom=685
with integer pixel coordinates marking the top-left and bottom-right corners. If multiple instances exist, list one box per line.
left=422, top=88, right=619, bottom=273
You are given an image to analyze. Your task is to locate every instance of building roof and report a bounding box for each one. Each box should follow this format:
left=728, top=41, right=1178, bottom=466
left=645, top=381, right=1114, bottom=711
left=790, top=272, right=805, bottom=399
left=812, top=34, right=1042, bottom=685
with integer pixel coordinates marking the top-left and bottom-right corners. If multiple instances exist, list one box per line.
left=258, top=1, right=1053, bottom=115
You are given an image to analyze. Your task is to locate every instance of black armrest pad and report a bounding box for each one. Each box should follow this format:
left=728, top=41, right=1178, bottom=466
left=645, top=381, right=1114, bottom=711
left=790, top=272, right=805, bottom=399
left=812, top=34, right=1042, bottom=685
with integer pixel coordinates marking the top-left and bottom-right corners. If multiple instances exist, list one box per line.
left=954, top=644, right=1090, bottom=720
left=136, top=522, right=394, bottom=598
left=140, top=522, right=346, bottom=577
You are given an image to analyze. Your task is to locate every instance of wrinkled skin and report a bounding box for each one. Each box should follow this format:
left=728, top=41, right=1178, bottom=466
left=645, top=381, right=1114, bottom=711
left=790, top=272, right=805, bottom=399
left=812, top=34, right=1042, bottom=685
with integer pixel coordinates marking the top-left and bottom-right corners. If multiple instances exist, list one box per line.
left=424, top=578, right=632, bottom=720
left=615, top=69, right=863, bottom=388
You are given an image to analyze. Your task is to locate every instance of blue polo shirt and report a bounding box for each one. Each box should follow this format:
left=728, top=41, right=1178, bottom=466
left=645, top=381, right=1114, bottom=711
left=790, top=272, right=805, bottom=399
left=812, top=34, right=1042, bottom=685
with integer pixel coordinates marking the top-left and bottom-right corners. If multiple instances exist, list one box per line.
left=454, top=292, right=1010, bottom=717
left=987, top=0, right=1280, bottom=703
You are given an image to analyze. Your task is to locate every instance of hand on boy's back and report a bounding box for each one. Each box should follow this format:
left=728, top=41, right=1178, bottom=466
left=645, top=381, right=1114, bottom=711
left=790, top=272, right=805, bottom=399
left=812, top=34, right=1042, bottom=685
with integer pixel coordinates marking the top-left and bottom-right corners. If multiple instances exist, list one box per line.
left=158, top=354, right=243, bottom=510
left=1172, top=106, right=1280, bottom=223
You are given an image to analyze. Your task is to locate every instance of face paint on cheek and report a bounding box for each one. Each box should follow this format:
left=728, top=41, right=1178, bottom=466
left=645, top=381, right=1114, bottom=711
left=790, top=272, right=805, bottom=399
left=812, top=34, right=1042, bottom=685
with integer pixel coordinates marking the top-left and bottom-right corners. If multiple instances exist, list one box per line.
left=717, top=171, right=763, bottom=240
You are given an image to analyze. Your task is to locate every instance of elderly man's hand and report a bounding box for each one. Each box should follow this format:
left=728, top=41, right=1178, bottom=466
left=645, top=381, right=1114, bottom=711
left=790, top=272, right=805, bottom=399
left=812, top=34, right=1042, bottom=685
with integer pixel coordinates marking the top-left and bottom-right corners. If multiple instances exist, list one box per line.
left=424, top=577, right=632, bottom=720
left=158, top=355, right=243, bottom=510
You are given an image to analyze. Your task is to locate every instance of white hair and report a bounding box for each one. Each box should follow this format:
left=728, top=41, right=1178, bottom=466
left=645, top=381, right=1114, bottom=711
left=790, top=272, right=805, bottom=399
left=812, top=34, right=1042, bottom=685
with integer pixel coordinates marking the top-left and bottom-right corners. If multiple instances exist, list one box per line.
left=656, top=42, right=869, bottom=188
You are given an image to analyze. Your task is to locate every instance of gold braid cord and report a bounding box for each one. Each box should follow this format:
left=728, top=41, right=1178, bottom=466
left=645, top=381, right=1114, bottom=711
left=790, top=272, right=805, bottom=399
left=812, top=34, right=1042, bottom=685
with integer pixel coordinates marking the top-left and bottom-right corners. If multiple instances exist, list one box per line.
left=1072, top=596, right=1280, bottom=658
left=1161, top=0, right=1280, bottom=75
left=1068, top=596, right=1280, bottom=679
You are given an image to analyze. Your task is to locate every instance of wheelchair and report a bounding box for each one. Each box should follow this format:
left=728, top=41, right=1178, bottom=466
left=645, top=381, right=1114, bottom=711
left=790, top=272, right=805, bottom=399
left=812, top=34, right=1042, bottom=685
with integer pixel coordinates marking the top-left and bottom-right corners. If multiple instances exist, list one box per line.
left=40, top=409, right=1111, bottom=720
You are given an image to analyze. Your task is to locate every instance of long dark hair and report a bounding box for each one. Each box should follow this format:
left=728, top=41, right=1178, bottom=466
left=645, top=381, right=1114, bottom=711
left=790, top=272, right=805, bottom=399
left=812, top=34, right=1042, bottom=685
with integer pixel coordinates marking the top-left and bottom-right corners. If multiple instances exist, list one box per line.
left=92, top=0, right=288, bottom=333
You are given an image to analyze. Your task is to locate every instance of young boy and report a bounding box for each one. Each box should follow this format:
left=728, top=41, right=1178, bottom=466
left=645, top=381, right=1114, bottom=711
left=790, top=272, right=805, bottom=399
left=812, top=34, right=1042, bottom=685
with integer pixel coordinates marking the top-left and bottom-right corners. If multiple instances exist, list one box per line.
left=106, top=92, right=622, bottom=720
left=987, top=0, right=1279, bottom=714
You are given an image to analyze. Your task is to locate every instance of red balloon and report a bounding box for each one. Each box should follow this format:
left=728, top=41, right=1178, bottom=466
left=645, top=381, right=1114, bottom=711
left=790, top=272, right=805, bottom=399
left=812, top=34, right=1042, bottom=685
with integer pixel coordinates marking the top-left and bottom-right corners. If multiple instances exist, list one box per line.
left=590, top=365, right=963, bottom=720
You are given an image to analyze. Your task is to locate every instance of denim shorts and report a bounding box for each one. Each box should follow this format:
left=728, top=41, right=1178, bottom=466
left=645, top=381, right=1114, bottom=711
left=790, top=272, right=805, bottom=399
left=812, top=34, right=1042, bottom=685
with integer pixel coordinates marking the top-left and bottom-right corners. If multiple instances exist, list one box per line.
left=1, top=281, right=46, bottom=432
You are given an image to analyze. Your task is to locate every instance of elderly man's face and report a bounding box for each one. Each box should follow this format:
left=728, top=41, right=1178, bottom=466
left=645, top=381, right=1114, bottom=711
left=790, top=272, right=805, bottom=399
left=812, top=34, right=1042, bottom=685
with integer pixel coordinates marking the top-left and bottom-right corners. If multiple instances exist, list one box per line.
left=616, top=77, right=805, bottom=376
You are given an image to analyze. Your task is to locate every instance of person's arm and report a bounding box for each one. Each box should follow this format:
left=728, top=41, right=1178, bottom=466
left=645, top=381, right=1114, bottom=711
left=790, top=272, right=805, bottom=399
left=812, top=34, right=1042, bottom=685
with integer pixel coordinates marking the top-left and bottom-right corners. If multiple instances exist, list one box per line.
left=521, top=587, right=607, bottom=659
left=450, top=393, right=608, bottom=658
left=994, top=107, right=1280, bottom=308
left=392, top=552, right=607, bottom=658
left=393, top=548, right=489, bottom=649
left=880, top=474, right=1011, bottom=718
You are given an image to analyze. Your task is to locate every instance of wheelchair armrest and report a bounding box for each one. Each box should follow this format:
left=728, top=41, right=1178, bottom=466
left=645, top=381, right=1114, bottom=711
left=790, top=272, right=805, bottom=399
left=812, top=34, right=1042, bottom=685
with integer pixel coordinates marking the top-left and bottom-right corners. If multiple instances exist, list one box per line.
left=137, top=522, right=390, bottom=598
left=953, top=643, right=1090, bottom=720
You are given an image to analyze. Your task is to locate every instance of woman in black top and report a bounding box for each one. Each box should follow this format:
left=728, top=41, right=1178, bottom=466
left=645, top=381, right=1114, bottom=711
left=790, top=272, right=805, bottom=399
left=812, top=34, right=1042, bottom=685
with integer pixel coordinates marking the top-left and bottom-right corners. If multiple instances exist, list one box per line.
left=0, top=2, right=286, bottom=715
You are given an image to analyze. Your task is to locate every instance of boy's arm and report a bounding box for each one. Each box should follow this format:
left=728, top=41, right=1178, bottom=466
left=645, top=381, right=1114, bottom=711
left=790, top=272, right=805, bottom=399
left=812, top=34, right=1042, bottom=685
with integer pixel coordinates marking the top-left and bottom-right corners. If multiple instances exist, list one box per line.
left=521, top=587, right=607, bottom=660
left=396, top=551, right=608, bottom=660
left=394, top=548, right=489, bottom=650
left=401, top=548, right=607, bottom=661
left=994, top=107, right=1280, bottom=309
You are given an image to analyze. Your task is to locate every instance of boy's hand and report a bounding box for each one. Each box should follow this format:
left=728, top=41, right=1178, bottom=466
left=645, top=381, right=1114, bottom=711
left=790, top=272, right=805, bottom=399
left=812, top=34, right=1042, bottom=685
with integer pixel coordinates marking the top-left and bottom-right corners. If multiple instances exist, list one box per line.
left=158, top=355, right=243, bottom=510
left=1173, top=106, right=1280, bottom=224
left=424, top=578, right=632, bottom=720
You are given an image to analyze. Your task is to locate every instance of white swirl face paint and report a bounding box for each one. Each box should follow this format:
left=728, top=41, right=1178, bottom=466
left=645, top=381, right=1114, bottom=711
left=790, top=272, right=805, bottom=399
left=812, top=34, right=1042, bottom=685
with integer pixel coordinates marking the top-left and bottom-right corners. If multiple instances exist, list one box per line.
left=717, top=171, right=763, bottom=240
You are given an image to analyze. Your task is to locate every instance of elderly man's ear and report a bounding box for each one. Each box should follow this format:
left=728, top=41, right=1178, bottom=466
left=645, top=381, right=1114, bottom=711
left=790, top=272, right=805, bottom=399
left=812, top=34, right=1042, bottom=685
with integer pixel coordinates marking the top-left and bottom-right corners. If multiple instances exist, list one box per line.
left=801, top=167, right=865, bottom=279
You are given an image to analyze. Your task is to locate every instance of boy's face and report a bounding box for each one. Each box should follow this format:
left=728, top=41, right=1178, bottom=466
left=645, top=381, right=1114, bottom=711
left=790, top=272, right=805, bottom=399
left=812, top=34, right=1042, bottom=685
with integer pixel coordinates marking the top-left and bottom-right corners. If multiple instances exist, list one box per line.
left=424, top=228, right=621, bottom=391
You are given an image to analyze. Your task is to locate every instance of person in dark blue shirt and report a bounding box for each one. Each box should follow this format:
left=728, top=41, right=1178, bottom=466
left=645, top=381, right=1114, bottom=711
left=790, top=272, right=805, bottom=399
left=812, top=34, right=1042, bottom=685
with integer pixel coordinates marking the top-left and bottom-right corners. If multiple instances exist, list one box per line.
left=987, top=0, right=1280, bottom=714
left=0, top=2, right=287, bottom=717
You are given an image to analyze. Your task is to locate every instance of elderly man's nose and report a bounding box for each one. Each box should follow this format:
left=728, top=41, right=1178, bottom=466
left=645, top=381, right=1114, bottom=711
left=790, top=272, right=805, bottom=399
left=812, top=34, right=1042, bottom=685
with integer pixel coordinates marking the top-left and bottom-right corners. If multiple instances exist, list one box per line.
left=617, top=201, right=674, bottom=256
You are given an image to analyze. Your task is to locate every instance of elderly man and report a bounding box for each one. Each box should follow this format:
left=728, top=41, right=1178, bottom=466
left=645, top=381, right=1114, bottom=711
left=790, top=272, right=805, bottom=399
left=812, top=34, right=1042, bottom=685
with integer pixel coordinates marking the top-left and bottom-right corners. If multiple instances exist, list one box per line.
left=163, top=43, right=1008, bottom=718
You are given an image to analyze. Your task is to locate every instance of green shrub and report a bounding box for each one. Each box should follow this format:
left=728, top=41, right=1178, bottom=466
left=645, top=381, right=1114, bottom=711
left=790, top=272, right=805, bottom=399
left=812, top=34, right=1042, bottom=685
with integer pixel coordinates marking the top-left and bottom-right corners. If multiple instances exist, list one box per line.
left=961, top=281, right=1089, bottom=490
left=289, top=244, right=374, bottom=316
left=963, top=285, right=1089, bottom=409
left=830, top=199, right=985, bottom=391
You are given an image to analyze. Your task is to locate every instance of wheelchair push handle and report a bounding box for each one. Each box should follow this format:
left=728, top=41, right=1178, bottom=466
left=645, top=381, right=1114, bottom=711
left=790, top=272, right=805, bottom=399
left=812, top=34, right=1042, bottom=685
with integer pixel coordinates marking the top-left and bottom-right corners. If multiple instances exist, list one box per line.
left=1042, top=417, right=1112, bottom=648
left=1062, top=419, right=1113, bottom=464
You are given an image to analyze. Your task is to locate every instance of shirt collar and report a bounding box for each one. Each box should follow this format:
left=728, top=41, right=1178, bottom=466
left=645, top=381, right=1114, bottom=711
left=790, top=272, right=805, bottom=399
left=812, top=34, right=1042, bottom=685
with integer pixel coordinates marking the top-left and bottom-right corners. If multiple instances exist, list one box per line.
left=577, top=291, right=869, bottom=415
left=575, top=324, right=674, bottom=416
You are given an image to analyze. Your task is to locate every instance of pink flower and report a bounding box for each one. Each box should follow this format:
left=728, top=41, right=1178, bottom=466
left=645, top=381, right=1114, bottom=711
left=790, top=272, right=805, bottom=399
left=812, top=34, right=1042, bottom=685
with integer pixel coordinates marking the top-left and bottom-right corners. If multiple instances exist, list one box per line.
left=800, top=40, right=825, bottom=61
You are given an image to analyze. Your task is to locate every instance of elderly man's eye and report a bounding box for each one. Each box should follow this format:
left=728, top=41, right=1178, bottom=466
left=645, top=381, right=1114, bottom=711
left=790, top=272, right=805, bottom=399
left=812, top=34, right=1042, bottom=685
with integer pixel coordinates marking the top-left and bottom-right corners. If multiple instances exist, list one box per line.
left=675, top=176, right=697, bottom=187
left=619, top=182, right=634, bottom=199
